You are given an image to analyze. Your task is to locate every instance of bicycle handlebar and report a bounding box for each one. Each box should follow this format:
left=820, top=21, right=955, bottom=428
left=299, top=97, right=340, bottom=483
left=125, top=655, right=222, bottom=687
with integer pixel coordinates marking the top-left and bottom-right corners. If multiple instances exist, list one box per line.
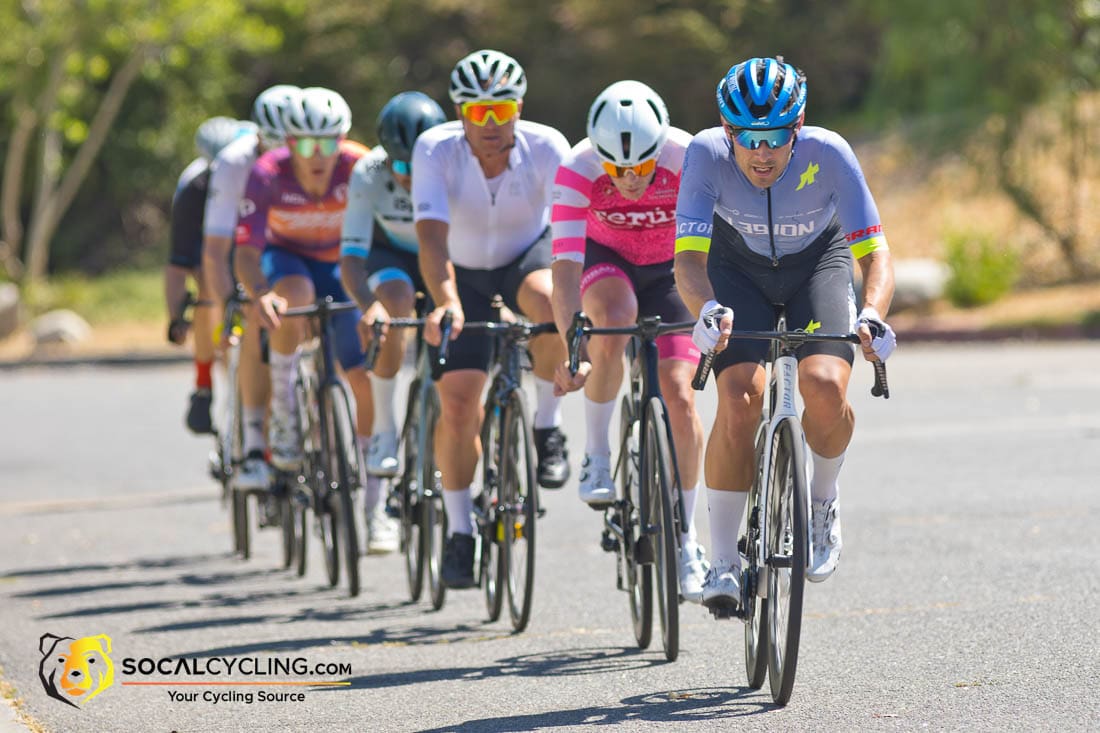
left=362, top=316, right=427, bottom=371
left=566, top=311, right=694, bottom=376
left=691, top=328, right=890, bottom=398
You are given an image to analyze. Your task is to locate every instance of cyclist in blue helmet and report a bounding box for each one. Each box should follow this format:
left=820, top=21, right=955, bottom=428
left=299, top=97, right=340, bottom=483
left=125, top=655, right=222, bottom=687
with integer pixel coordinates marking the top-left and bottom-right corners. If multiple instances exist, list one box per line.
left=675, top=56, right=897, bottom=609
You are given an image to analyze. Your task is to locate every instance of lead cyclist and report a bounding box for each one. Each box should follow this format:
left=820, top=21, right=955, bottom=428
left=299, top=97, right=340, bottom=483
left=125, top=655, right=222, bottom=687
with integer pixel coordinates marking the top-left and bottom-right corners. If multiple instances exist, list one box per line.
left=673, top=56, right=897, bottom=610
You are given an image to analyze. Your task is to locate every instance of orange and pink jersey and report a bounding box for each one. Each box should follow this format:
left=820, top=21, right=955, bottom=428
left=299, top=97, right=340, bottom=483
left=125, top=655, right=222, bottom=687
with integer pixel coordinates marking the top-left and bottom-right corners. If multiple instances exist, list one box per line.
left=551, top=128, right=692, bottom=266
left=236, top=140, right=370, bottom=263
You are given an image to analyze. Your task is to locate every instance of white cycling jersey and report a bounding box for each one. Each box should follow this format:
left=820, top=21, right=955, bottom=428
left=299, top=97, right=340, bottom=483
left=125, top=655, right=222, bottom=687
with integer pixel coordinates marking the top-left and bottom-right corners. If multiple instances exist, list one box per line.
left=203, top=132, right=261, bottom=239
left=340, top=146, right=418, bottom=258
left=411, top=120, right=570, bottom=270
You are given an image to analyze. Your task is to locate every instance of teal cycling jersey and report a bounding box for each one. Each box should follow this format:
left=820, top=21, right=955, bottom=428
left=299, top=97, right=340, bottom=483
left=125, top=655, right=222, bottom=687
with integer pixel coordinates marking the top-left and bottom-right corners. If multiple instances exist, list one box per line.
left=674, top=125, right=887, bottom=262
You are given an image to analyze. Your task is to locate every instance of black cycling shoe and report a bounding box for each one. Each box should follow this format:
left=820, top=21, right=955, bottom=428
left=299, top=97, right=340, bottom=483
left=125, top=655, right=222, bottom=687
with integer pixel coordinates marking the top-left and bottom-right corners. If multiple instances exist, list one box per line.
left=534, top=426, right=570, bottom=489
left=441, top=533, right=477, bottom=589
left=186, top=388, right=214, bottom=435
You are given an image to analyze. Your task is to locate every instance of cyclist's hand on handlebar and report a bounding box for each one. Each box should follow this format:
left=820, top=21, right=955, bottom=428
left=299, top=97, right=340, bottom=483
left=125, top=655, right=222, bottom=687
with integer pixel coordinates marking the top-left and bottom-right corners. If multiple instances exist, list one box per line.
left=166, top=318, right=191, bottom=345
left=257, top=290, right=287, bottom=331
left=857, top=306, right=896, bottom=362
left=357, top=301, right=391, bottom=351
left=693, top=299, right=734, bottom=353
left=425, top=304, right=463, bottom=346
left=553, top=359, right=590, bottom=396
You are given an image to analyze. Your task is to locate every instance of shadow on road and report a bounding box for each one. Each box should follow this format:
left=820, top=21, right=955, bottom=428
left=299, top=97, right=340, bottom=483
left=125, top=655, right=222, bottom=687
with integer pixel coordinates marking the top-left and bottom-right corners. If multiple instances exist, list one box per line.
left=0, top=553, right=227, bottom=579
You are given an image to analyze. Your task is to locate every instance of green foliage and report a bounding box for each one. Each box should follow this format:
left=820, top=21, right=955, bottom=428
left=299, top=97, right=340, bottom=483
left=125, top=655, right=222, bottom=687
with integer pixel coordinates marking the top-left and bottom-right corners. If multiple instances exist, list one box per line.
left=21, top=268, right=164, bottom=324
left=943, top=230, right=1020, bottom=308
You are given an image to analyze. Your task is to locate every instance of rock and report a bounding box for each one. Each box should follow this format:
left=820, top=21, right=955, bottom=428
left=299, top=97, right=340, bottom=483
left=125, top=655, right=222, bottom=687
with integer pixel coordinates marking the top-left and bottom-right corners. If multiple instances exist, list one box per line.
left=0, top=282, right=19, bottom=340
left=30, top=309, right=92, bottom=346
left=891, top=258, right=950, bottom=311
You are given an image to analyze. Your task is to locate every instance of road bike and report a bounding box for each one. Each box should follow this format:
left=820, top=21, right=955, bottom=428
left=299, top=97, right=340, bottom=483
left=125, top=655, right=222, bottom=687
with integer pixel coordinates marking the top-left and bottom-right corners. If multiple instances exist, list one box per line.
left=282, top=297, right=363, bottom=598
left=693, top=311, right=889, bottom=705
left=567, top=312, right=694, bottom=662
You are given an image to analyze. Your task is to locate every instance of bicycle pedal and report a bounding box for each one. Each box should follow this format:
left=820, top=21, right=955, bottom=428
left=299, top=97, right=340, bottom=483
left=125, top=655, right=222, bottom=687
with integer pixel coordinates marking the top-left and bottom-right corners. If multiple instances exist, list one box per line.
left=600, top=531, right=619, bottom=553
left=704, top=599, right=740, bottom=620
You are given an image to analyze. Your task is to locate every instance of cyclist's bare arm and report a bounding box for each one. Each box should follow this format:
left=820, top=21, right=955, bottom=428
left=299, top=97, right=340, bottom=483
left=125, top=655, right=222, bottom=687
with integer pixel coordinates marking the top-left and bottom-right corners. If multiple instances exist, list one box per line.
left=164, top=264, right=191, bottom=344
left=550, top=259, right=584, bottom=348
left=673, top=250, right=716, bottom=317
left=340, top=253, right=390, bottom=349
left=416, top=218, right=463, bottom=344
left=202, top=234, right=236, bottom=306
left=234, top=245, right=282, bottom=330
left=855, top=248, right=896, bottom=360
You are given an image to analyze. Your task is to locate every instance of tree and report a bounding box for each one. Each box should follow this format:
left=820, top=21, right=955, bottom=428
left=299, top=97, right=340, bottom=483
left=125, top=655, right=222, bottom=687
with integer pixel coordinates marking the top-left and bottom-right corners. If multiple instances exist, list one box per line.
left=0, top=0, right=292, bottom=283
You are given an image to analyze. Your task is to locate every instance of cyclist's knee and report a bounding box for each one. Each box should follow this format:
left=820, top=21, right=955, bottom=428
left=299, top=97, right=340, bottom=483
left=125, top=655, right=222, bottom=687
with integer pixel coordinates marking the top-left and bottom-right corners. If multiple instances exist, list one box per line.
left=376, top=280, right=415, bottom=315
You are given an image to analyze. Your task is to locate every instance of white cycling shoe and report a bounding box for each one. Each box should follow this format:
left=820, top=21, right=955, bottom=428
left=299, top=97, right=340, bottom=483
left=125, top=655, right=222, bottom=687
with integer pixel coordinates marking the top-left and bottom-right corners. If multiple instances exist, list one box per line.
left=269, top=411, right=302, bottom=472
left=234, top=450, right=272, bottom=491
left=578, top=453, right=614, bottom=508
left=365, top=431, right=399, bottom=478
left=701, top=563, right=741, bottom=610
left=678, top=540, right=709, bottom=603
left=365, top=504, right=399, bottom=555
left=807, top=498, right=842, bottom=582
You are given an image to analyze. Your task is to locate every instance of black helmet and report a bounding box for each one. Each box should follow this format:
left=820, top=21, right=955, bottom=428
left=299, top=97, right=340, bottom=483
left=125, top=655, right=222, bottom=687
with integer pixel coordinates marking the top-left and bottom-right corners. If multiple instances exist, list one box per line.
left=376, top=91, right=447, bottom=164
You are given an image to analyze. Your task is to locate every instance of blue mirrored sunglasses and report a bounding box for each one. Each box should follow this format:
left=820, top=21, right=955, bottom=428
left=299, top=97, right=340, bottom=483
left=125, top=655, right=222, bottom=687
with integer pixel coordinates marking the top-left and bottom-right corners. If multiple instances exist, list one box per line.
left=726, top=125, right=796, bottom=150
left=392, top=159, right=411, bottom=176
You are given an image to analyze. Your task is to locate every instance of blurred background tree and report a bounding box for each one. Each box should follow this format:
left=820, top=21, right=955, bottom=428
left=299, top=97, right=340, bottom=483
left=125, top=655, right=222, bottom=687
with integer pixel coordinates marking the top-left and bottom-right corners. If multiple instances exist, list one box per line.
left=0, top=0, right=1097, bottom=283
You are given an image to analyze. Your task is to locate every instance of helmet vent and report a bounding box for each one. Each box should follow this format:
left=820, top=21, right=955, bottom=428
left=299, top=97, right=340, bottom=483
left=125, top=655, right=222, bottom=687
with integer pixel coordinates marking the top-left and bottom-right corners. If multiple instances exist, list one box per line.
left=620, top=132, right=631, bottom=160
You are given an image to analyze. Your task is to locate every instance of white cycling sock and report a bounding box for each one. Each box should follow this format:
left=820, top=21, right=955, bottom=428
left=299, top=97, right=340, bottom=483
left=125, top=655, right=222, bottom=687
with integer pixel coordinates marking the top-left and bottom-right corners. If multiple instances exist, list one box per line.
left=357, top=435, right=371, bottom=485
left=243, top=407, right=266, bottom=455
left=532, top=376, right=561, bottom=430
left=707, top=489, right=749, bottom=570
left=371, top=375, right=398, bottom=435
left=810, top=450, right=844, bottom=503
left=363, top=474, right=383, bottom=514
left=269, top=350, right=297, bottom=419
left=680, top=485, right=700, bottom=546
left=442, top=486, right=474, bottom=536
left=584, top=396, right=616, bottom=456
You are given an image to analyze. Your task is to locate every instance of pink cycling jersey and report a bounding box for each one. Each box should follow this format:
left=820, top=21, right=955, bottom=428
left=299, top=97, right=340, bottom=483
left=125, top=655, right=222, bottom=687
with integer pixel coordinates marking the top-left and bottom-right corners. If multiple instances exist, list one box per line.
left=551, top=128, right=691, bottom=267
left=236, top=140, right=369, bottom=263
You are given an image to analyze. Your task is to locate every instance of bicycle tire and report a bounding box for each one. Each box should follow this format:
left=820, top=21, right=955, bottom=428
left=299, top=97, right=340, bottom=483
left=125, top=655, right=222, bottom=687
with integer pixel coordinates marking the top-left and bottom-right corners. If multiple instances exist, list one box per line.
left=766, top=417, right=808, bottom=706
left=480, top=394, right=505, bottom=623
left=294, top=479, right=309, bottom=577
left=620, top=394, right=652, bottom=650
left=421, top=386, right=447, bottom=610
left=278, top=473, right=295, bottom=570
left=217, top=342, right=242, bottom=503
left=503, top=390, right=537, bottom=632
left=232, top=489, right=250, bottom=560
left=743, top=425, right=768, bottom=689
left=326, top=383, right=362, bottom=598
left=643, top=397, right=679, bottom=662
left=399, top=379, right=425, bottom=601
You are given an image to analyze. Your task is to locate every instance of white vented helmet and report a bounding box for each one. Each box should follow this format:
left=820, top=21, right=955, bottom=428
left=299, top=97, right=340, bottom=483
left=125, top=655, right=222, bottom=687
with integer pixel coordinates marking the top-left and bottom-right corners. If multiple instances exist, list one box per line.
left=449, top=49, right=527, bottom=103
left=252, top=84, right=301, bottom=148
left=282, top=87, right=352, bottom=137
left=586, top=80, right=670, bottom=167
left=195, top=117, right=257, bottom=162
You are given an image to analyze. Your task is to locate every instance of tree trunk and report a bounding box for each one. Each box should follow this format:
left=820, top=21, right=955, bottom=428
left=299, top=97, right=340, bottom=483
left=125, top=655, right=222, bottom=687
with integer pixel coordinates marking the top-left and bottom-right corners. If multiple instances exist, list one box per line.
left=23, top=47, right=150, bottom=282
left=0, top=101, right=36, bottom=280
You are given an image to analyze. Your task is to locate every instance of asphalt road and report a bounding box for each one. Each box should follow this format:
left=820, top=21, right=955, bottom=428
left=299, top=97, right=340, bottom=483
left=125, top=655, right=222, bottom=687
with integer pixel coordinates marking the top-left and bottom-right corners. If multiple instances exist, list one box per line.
left=1, top=343, right=1099, bottom=732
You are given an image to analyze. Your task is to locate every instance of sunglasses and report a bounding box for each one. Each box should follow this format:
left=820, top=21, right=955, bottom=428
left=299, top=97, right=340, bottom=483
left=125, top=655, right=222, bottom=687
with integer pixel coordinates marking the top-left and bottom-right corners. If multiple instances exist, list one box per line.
left=391, top=159, right=411, bottom=176
left=460, top=100, right=519, bottom=127
left=291, top=136, right=340, bottom=158
left=724, top=125, right=796, bottom=150
left=600, top=158, right=658, bottom=179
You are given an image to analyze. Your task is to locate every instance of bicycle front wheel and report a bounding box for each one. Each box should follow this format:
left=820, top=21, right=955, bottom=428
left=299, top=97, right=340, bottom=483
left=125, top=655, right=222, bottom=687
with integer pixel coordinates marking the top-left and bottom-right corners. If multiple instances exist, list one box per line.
left=620, top=395, right=651, bottom=650
left=421, top=384, right=447, bottom=610
left=502, top=391, right=537, bottom=632
left=766, top=417, right=809, bottom=706
left=744, top=426, right=768, bottom=689
left=480, top=396, right=505, bottom=623
left=326, top=383, right=362, bottom=598
left=399, top=379, right=425, bottom=601
left=643, top=398, right=679, bottom=662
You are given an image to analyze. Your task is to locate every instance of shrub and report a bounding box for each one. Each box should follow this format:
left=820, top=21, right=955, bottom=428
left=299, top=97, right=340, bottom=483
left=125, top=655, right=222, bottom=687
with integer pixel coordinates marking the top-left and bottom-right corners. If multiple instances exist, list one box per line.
left=943, top=230, right=1019, bottom=307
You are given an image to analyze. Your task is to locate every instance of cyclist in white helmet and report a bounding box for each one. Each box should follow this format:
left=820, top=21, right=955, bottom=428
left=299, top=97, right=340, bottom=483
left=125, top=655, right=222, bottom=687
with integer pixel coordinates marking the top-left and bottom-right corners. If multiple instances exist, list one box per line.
left=413, top=49, right=571, bottom=589
left=166, top=116, right=255, bottom=436
left=340, top=91, right=448, bottom=554
left=550, top=80, right=710, bottom=601
left=234, top=88, right=375, bottom=481
left=201, top=84, right=301, bottom=491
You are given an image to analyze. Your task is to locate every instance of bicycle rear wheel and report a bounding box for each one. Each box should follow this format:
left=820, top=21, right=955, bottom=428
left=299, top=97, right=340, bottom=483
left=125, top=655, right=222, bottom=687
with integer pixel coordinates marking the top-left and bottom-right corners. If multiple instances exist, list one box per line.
left=480, top=397, right=505, bottom=623
left=326, top=383, right=362, bottom=598
left=399, top=379, right=425, bottom=601
left=503, top=391, right=537, bottom=632
left=293, top=479, right=309, bottom=577
left=643, top=398, right=678, bottom=662
left=231, top=489, right=250, bottom=560
left=619, top=395, right=651, bottom=650
left=277, top=473, right=295, bottom=569
left=743, top=426, right=768, bottom=689
left=421, top=385, right=447, bottom=610
left=766, top=418, right=808, bottom=706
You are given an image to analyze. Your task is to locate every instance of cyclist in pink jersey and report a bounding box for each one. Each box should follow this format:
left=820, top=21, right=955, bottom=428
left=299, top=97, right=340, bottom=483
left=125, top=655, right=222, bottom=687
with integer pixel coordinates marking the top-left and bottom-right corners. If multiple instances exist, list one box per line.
left=234, top=87, right=373, bottom=474
left=550, top=80, right=709, bottom=602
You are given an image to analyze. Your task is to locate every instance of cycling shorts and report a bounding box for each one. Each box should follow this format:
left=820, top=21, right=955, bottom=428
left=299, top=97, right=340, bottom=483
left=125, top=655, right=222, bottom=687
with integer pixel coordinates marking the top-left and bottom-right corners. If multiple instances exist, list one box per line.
left=364, top=237, right=424, bottom=296
left=433, top=227, right=551, bottom=374
left=581, top=240, right=697, bottom=363
left=707, top=215, right=856, bottom=372
left=262, top=246, right=365, bottom=370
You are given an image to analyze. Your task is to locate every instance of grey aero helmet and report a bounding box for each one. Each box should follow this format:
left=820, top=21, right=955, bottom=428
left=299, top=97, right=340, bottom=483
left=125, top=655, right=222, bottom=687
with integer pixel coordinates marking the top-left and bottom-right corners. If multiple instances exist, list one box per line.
left=195, top=116, right=257, bottom=162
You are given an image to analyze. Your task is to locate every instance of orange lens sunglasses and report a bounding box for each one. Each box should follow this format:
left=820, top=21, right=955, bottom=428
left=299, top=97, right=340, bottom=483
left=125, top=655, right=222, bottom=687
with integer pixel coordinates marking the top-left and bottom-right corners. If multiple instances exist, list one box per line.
left=460, top=100, right=520, bottom=126
left=601, top=158, right=658, bottom=179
